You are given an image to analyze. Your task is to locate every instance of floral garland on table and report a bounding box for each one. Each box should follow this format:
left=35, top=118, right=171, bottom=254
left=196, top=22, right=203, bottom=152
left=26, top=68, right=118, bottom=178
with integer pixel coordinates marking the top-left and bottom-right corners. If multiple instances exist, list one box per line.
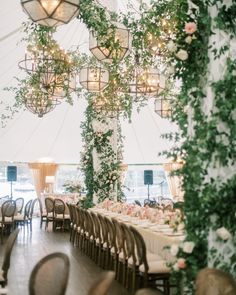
left=164, top=0, right=236, bottom=293
left=80, top=95, right=124, bottom=205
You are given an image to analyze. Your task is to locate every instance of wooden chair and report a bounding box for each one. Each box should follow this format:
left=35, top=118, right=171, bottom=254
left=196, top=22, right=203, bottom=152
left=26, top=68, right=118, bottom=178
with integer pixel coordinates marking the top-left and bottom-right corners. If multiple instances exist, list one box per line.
left=14, top=199, right=32, bottom=231
left=88, top=271, right=115, bottom=295
left=0, top=200, right=16, bottom=243
left=53, top=199, right=70, bottom=231
left=29, top=252, right=70, bottom=295
left=89, top=211, right=102, bottom=265
left=129, top=226, right=171, bottom=295
left=0, top=228, right=20, bottom=287
left=28, top=198, right=38, bottom=231
left=38, top=198, right=47, bottom=229
left=195, top=268, right=236, bottom=295
left=15, top=197, right=24, bottom=214
left=111, top=218, right=127, bottom=284
left=45, top=198, right=54, bottom=230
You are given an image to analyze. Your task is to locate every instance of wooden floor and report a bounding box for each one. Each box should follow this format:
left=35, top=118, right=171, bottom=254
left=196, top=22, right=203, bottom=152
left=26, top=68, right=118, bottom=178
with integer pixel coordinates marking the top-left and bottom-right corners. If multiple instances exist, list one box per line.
left=0, top=219, right=130, bottom=295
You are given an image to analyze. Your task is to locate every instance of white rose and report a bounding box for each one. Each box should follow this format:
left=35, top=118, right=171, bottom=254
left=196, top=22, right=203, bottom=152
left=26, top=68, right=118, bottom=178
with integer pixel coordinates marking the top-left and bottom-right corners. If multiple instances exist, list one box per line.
left=183, top=241, right=195, bottom=254
left=173, top=262, right=179, bottom=271
left=170, top=244, right=179, bottom=256
left=216, top=227, right=231, bottom=241
left=176, top=49, right=188, bottom=61
left=167, top=40, right=177, bottom=53
left=185, top=36, right=192, bottom=44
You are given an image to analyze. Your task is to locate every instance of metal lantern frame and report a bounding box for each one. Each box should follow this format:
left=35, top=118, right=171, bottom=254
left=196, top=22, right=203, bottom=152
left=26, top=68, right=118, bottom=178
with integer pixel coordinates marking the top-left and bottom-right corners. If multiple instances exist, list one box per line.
left=21, top=0, right=80, bottom=27
left=18, top=48, right=75, bottom=99
left=23, top=90, right=61, bottom=117
left=79, top=66, right=109, bottom=92
left=129, top=67, right=166, bottom=97
left=154, top=96, right=172, bottom=118
left=89, top=21, right=132, bottom=63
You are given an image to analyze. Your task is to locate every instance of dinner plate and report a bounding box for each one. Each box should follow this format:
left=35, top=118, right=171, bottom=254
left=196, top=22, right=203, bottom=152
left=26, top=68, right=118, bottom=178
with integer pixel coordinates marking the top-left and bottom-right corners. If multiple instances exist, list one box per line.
left=165, top=232, right=185, bottom=236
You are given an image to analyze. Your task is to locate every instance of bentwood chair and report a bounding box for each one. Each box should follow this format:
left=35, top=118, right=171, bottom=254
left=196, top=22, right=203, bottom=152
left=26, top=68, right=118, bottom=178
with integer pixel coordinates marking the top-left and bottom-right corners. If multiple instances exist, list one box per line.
left=15, top=197, right=24, bottom=214
left=195, top=268, right=236, bottom=295
left=53, top=199, right=70, bottom=231
left=0, top=200, right=16, bottom=243
left=0, top=228, right=20, bottom=287
left=45, top=198, right=54, bottom=230
left=38, top=198, right=47, bottom=229
left=28, top=198, right=39, bottom=231
left=14, top=199, right=32, bottom=231
left=129, top=226, right=171, bottom=295
left=29, top=252, right=70, bottom=295
left=88, top=271, right=115, bottom=295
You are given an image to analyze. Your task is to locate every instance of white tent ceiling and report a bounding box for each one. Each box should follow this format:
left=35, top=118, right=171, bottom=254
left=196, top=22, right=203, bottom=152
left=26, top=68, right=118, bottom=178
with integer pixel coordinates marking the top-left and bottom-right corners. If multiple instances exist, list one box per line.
left=0, top=0, right=177, bottom=165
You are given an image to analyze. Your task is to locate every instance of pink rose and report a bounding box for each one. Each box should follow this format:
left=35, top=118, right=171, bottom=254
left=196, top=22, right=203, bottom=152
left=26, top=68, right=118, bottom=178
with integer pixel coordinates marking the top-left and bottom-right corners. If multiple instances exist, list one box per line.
left=177, top=258, right=186, bottom=269
left=185, top=22, right=197, bottom=34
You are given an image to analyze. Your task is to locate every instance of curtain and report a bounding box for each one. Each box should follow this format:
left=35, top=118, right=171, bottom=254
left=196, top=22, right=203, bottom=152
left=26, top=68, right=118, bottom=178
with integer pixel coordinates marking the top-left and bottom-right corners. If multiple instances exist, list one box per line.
left=163, top=163, right=184, bottom=201
left=28, top=162, right=58, bottom=198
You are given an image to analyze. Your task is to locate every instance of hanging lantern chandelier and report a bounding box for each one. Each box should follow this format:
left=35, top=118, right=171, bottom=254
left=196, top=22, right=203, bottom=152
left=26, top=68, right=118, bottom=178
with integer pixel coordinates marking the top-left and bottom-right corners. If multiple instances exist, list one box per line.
left=147, top=34, right=167, bottom=57
left=23, top=88, right=61, bottom=117
left=89, top=21, right=132, bottom=63
left=79, top=66, right=109, bottom=92
left=129, top=67, right=165, bottom=97
left=154, top=96, right=172, bottom=118
left=20, top=0, right=80, bottom=27
left=18, top=32, right=75, bottom=99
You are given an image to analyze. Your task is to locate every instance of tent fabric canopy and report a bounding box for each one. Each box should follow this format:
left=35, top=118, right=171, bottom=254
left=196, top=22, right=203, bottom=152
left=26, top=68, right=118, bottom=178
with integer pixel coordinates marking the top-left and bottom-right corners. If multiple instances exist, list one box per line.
left=0, top=0, right=177, bottom=165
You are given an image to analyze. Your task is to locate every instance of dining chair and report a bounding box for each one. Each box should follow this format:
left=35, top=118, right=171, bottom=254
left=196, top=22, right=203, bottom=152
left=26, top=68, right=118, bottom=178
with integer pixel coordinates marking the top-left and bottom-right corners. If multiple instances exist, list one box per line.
left=53, top=198, right=70, bottom=231
left=29, top=252, right=70, bottom=295
left=89, top=211, right=102, bottom=264
left=38, top=198, right=47, bottom=229
left=28, top=198, right=39, bottom=232
left=0, top=228, right=20, bottom=287
left=129, top=226, right=171, bottom=295
left=87, top=271, right=115, bottom=295
left=111, top=218, right=127, bottom=283
left=0, top=200, right=16, bottom=243
left=195, top=268, right=236, bottom=295
left=45, top=198, right=54, bottom=230
left=15, top=197, right=24, bottom=214
left=14, top=199, right=32, bottom=231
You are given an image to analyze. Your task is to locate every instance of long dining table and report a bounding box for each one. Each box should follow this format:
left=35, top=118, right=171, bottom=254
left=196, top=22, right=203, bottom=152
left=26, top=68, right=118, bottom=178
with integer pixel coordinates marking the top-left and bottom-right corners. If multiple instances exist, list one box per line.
left=90, top=207, right=185, bottom=262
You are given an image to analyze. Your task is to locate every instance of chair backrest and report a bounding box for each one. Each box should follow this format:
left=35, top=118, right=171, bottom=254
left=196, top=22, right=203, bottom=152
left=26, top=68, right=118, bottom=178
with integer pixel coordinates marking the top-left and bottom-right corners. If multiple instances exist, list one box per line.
left=29, top=252, right=70, bottom=295
left=90, top=211, right=101, bottom=242
left=0, top=196, right=10, bottom=206
left=97, top=214, right=108, bottom=244
left=15, top=197, right=24, bottom=214
left=53, top=199, right=65, bottom=216
left=1, top=228, right=20, bottom=283
left=129, top=226, right=149, bottom=272
left=30, top=199, right=38, bottom=218
left=104, top=217, right=116, bottom=252
left=88, top=271, right=115, bottom=295
left=120, top=223, right=136, bottom=264
left=195, top=268, right=236, bottom=295
left=45, top=198, right=54, bottom=214
left=24, top=199, right=33, bottom=219
left=1, top=200, right=16, bottom=222
left=111, top=218, right=126, bottom=258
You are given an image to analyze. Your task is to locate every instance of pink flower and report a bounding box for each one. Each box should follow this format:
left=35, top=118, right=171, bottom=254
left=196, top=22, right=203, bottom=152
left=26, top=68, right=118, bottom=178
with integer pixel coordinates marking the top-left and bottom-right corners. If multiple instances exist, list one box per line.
left=177, top=258, right=186, bottom=269
left=185, top=22, right=197, bottom=34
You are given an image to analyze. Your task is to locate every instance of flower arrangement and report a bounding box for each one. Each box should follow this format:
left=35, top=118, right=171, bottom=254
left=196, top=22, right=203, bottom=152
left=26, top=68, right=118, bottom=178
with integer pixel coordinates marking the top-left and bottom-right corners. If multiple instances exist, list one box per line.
left=63, top=179, right=83, bottom=194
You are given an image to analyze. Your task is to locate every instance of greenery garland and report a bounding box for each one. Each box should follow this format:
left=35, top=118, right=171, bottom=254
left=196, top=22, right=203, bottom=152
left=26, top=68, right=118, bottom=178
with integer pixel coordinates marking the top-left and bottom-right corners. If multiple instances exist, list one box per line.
left=80, top=95, right=124, bottom=205
left=164, top=0, right=236, bottom=293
